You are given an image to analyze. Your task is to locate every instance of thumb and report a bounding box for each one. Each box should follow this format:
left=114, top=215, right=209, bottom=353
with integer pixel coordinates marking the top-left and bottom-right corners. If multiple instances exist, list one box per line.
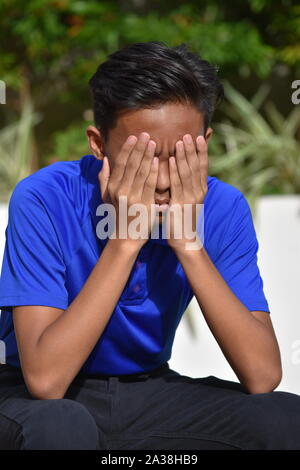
left=98, top=156, right=110, bottom=202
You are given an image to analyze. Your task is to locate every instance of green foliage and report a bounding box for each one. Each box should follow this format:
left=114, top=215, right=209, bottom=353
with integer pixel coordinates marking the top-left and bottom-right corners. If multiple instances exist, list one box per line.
left=46, top=118, right=93, bottom=165
left=0, top=98, right=42, bottom=203
left=209, top=82, right=300, bottom=215
left=1, top=0, right=297, bottom=97
left=121, top=6, right=274, bottom=77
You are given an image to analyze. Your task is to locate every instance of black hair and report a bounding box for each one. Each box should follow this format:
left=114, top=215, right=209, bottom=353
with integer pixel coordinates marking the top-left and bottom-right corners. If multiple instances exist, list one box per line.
left=88, top=41, right=224, bottom=142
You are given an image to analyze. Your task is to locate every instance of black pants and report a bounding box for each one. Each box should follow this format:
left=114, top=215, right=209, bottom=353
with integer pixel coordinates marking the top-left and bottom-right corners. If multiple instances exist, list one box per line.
left=1, top=361, right=300, bottom=450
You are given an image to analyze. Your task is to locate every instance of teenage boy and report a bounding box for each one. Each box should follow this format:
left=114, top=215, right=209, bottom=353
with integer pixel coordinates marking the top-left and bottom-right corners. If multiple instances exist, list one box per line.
left=1, top=41, right=300, bottom=450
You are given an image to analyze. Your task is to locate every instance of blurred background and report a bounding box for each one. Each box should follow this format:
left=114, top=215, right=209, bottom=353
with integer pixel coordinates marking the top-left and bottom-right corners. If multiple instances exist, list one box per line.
left=0, top=0, right=300, bottom=392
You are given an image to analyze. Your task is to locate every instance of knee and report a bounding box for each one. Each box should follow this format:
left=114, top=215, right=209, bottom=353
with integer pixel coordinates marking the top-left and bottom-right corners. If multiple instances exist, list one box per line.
left=20, top=398, right=99, bottom=450
left=246, top=391, right=300, bottom=450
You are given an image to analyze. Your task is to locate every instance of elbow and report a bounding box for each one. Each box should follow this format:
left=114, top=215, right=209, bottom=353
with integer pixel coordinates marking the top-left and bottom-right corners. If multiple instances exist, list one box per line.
left=243, top=365, right=283, bottom=395
left=26, top=375, right=66, bottom=400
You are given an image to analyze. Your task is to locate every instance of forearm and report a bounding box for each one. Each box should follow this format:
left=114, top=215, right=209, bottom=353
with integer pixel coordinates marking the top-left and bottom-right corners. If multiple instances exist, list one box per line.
left=174, top=246, right=282, bottom=393
left=33, top=239, right=139, bottom=398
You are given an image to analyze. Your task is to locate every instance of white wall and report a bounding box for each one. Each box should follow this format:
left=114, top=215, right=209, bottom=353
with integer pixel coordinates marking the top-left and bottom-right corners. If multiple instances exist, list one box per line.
left=1, top=197, right=300, bottom=394
left=255, top=196, right=300, bottom=394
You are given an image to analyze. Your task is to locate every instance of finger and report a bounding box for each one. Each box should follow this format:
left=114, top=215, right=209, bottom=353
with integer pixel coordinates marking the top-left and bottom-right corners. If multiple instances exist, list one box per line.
left=182, top=134, right=201, bottom=175
left=120, top=132, right=150, bottom=189
left=143, top=156, right=159, bottom=202
left=109, top=135, right=138, bottom=187
left=182, top=134, right=202, bottom=195
left=196, top=136, right=209, bottom=191
left=133, top=139, right=156, bottom=199
left=175, top=140, right=193, bottom=196
left=98, top=156, right=110, bottom=202
left=169, top=156, right=183, bottom=202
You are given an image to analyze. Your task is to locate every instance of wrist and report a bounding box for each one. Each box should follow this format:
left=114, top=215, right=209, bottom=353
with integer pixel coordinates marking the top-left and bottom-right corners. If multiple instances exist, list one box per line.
left=106, top=236, right=144, bottom=256
left=170, top=239, right=205, bottom=259
left=169, top=234, right=204, bottom=254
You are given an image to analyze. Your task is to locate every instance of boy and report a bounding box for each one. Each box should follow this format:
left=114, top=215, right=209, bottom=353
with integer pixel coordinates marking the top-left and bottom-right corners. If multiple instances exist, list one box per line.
left=0, top=41, right=300, bottom=450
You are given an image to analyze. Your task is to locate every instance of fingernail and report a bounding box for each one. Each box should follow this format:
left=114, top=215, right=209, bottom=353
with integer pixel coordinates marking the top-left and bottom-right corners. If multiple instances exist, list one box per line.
left=148, top=140, right=156, bottom=148
left=140, top=132, right=150, bottom=141
left=128, top=135, right=137, bottom=144
left=152, top=156, right=159, bottom=166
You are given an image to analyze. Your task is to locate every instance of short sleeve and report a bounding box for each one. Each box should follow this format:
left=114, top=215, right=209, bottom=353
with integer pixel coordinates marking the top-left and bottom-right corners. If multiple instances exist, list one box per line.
left=0, top=181, right=69, bottom=312
left=214, top=192, right=270, bottom=313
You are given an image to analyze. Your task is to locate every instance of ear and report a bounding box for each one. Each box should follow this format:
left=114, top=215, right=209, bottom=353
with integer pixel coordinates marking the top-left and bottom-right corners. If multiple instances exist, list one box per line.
left=205, top=127, right=213, bottom=144
left=86, top=125, right=106, bottom=161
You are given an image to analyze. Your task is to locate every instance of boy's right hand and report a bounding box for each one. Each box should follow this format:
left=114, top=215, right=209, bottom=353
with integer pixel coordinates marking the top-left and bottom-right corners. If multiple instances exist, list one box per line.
left=98, top=132, right=159, bottom=250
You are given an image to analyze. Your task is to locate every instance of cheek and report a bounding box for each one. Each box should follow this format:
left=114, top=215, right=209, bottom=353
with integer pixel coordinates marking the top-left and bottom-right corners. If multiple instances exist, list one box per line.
left=106, top=141, right=126, bottom=170
left=105, top=151, right=117, bottom=171
left=104, top=140, right=116, bottom=161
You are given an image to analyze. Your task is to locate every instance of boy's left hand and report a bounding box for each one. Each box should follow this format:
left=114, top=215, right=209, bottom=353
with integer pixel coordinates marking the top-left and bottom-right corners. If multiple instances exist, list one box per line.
left=165, top=134, right=208, bottom=252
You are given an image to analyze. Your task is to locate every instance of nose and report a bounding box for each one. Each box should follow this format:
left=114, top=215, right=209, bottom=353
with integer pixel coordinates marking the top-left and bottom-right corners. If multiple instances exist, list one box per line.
left=155, top=159, right=170, bottom=195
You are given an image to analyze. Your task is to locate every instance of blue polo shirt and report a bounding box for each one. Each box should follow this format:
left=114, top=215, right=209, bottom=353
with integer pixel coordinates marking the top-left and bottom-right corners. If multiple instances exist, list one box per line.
left=0, top=154, right=270, bottom=375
